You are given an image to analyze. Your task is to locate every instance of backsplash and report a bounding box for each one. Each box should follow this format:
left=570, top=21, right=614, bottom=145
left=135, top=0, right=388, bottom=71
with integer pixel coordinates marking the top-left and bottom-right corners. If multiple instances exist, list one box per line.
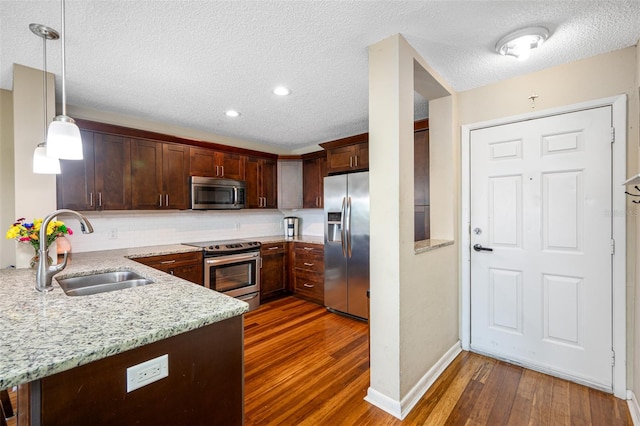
left=65, top=209, right=324, bottom=253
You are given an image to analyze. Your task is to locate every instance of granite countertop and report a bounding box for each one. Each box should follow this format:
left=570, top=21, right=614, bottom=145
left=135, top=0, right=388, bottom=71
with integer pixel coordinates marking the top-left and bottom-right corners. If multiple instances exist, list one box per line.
left=251, top=235, right=324, bottom=245
left=0, top=244, right=248, bottom=389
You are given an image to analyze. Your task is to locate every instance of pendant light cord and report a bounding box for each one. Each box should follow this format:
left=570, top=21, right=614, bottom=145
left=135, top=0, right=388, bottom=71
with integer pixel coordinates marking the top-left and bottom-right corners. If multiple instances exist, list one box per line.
left=42, top=34, right=48, bottom=143
left=60, top=0, right=67, bottom=117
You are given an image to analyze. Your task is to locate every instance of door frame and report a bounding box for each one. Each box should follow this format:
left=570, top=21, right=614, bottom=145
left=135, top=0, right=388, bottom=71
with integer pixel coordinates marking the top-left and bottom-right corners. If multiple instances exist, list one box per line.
left=460, top=95, right=627, bottom=398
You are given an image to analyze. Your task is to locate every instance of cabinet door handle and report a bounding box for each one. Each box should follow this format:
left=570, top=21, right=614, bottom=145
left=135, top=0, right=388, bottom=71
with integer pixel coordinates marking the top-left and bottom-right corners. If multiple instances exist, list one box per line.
left=215, top=165, right=219, bottom=176
left=89, top=192, right=93, bottom=207
left=159, top=194, right=163, bottom=207
left=220, top=165, right=224, bottom=177
left=303, top=283, right=315, bottom=288
left=165, top=194, right=169, bottom=206
left=354, top=155, right=358, bottom=167
left=350, top=156, right=353, bottom=168
left=161, top=260, right=177, bottom=264
left=303, top=262, right=314, bottom=266
left=98, top=192, right=102, bottom=208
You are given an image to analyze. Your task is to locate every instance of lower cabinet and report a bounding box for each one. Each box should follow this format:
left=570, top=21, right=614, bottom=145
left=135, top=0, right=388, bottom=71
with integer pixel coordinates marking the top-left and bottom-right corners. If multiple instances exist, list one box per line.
left=291, top=242, right=324, bottom=305
left=133, top=251, right=203, bottom=285
left=260, top=242, right=288, bottom=302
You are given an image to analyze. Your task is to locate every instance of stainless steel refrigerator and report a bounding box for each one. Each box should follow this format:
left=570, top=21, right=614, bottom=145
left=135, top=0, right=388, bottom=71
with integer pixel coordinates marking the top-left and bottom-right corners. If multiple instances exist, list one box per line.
left=324, top=171, right=369, bottom=320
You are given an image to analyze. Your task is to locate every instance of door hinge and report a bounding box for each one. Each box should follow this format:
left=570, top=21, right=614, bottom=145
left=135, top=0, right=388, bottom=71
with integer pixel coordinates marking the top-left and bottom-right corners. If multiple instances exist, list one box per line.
left=612, top=349, right=616, bottom=367
left=611, top=127, right=615, bottom=144
left=611, top=239, right=615, bottom=255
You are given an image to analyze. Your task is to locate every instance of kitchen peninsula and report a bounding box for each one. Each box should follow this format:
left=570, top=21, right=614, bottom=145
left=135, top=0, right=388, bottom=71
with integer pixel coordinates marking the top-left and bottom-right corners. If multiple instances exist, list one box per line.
left=0, top=245, right=247, bottom=425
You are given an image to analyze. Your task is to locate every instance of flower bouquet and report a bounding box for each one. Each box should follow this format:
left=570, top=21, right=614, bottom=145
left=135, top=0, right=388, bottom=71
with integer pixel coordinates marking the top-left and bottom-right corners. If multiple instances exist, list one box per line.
left=6, top=218, right=73, bottom=267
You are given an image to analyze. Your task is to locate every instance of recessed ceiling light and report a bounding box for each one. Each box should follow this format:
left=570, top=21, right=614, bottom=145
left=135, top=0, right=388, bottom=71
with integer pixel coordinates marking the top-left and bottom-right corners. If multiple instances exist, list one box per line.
left=495, top=26, right=550, bottom=61
left=225, top=110, right=240, bottom=117
left=273, top=86, right=291, bottom=96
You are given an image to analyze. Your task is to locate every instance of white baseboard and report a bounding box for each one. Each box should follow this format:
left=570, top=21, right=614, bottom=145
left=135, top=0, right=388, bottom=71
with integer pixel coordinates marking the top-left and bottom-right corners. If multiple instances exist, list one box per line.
left=365, top=341, right=462, bottom=420
left=628, top=390, right=640, bottom=426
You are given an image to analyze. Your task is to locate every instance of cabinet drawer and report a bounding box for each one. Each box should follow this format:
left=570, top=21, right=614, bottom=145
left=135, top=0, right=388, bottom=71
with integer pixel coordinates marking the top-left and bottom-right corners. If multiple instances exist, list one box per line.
left=133, top=251, right=202, bottom=268
left=293, top=243, right=324, bottom=258
left=261, top=242, right=287, bottom=255
left=294, top=256, right=324, bottom=272
left=293, top=270, right=324, bottom=300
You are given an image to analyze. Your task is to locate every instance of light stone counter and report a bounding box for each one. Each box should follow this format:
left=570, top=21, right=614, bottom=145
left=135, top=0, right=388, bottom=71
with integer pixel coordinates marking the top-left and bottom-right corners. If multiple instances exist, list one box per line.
left=250, top=235, right=324, bottom=245
left=0, top=244, right=248, bottom=389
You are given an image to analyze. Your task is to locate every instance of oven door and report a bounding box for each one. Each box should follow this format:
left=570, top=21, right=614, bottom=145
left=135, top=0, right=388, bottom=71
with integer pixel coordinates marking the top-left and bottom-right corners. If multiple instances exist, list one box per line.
left=204, top=251, right=260, bottom=298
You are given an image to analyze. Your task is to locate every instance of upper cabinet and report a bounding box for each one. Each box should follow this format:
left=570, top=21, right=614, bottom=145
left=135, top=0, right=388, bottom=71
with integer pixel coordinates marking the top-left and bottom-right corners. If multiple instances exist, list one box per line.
left=189, top=147, right=245, bottom=180
left=302, top=153, right=327, bottom=208
left=245, top=157, right=277, bottom=208
left=320, top=133, right=368, bottom=175
left=57, top=131, right=131, bottom=211
left=131, top=139, right=190, bottom=210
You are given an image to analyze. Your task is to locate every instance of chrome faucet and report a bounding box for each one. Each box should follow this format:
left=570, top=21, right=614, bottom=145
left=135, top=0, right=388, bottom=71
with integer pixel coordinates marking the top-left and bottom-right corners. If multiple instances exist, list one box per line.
left=35, top=209, right=94, bottom=292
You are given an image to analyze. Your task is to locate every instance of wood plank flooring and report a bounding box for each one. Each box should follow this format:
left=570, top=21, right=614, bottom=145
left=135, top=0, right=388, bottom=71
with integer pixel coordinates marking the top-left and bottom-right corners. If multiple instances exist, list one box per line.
left=244, top=296, right=632, bottom=426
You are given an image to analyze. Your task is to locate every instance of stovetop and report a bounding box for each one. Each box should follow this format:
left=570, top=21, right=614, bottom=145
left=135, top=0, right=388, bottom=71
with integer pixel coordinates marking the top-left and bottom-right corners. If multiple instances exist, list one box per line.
left=182, top=239, right=261, bottom=255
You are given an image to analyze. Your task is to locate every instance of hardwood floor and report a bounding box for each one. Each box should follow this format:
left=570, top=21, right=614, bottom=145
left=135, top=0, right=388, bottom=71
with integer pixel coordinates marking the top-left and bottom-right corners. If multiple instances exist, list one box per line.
left=244, top=296, right=632, bottom=426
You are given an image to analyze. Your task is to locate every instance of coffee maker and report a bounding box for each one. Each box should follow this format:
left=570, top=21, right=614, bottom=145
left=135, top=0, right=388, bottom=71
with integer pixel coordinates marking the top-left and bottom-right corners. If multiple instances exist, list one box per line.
left=283, top=216, right=300, bottom=238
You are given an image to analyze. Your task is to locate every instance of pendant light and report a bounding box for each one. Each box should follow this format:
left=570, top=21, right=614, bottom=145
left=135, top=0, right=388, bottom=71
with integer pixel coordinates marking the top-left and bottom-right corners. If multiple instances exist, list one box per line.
left=46, top=0, right=83, bottom=160
left=30, top=23, right=62, bottom=174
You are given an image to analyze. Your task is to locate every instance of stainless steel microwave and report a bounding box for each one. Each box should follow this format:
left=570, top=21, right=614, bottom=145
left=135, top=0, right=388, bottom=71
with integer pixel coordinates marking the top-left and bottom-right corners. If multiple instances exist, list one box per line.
left=190, top=176, right=246, bottom=210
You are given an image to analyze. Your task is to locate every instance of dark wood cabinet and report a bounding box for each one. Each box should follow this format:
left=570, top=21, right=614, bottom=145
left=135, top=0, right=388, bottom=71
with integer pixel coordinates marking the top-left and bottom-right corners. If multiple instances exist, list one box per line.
left=133, top=251, right=203, bottom=285
left=326, top=142, right=368, bottom=174
left=245, top=156, right=277, bottom=208
left=291, top=243, right=324, bottom=304
left=131, top=139, right=189, bottom=210
left=302, top=153, right=327, bottom=208
left=190, top=147, right=245, bottom=180
left=57, top=131, right=131, bottom=211
left=414, top=124, right=430, bottom=241
left=260, top=242, right=288, bottom=301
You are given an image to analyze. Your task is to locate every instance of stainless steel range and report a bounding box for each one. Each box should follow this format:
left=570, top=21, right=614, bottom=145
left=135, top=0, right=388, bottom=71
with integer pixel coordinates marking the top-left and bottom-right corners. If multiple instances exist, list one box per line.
left=183, top=239, right=261, bottom=311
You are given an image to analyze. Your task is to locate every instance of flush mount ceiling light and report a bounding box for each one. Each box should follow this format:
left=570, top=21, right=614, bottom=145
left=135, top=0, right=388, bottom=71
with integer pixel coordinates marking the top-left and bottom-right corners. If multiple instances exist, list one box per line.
left=495, top=26, right=550, bottom=61
left=273, top=86, right=291, bottom=96
left=46, top=0, right=83, bottom=160
left=30, top=23, right=61, bottom=174
left=225, top=110, right=241, bottom=117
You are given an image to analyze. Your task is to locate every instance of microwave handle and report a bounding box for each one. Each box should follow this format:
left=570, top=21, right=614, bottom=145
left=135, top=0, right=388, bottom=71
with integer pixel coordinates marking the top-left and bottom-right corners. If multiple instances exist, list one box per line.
left=233, top=186, right=238, bottom=206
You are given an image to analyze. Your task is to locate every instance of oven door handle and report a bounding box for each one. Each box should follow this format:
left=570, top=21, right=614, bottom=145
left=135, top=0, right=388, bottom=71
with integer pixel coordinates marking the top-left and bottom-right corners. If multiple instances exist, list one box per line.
left=205, top=252, right=260, bottom=266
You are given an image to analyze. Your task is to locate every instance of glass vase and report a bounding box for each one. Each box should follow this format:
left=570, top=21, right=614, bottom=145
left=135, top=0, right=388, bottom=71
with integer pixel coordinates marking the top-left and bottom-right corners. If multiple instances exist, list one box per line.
left=29, top=251, right=54, bottom=269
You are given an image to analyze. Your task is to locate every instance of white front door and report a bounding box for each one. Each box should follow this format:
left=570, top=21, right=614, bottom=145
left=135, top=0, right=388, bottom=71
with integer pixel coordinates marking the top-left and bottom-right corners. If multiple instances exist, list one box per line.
left=470, top=106, right=613, bottom=390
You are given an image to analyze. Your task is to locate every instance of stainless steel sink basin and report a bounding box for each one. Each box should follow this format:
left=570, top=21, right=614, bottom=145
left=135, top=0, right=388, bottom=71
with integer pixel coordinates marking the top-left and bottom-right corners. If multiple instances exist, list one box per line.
left=56, top=270, right=154, bottom=296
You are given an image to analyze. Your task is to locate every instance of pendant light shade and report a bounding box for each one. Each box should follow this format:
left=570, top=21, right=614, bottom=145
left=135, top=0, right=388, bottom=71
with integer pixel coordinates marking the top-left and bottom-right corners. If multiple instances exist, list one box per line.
left=46, top=116, right=82, bottom=159
left=46, top=0, right=83, bottom=160
left=33, top=143, right=62, bottom=174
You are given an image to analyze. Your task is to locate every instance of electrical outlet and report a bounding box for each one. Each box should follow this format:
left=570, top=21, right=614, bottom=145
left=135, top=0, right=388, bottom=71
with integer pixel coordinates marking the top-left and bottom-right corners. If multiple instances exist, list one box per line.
left=126, top=354, right=168, bottom=392
left=108, top=228, right=118, bottom=239
left=235, top=223, right=240, bottom=230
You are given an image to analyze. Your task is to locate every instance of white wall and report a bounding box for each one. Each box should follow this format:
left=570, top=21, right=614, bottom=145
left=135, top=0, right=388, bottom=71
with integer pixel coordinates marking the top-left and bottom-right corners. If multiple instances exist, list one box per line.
left=458, top=46, right=639, bottom=395
left=367, top=34, right=458, bottom=418
left=634, top=40, right=640, bottom=405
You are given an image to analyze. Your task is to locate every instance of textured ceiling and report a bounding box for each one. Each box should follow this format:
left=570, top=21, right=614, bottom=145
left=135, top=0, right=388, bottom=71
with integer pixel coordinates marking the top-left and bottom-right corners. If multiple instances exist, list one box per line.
left=2, top=1, right=640, bottom=151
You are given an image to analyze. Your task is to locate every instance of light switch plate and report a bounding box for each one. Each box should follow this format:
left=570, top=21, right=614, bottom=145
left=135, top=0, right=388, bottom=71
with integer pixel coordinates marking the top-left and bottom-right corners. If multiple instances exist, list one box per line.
left=126, top=354, right=169, bottom=392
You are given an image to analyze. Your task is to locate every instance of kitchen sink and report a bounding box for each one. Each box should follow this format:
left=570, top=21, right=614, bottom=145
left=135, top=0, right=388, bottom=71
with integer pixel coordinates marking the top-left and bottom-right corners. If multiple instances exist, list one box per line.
left=56, top=270, right=154, bottom=297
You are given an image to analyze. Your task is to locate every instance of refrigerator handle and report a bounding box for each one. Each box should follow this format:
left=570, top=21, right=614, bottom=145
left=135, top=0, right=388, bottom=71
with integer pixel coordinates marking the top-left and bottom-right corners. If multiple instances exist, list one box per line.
left=340, top=197, right=347, bottom=257
left=346, top=196, right=352, bottom=258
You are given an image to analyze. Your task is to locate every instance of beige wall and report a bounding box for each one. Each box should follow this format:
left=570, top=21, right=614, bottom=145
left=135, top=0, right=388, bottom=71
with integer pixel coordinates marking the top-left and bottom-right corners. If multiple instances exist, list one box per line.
left=368, top=33, right=458, bottom=415
left=635, top=41, right=640, bottom=400
left=0, top=89, right=15, bottom=267
left=458, top=46, right=639, bottom=394
left=10, top=64, right=57, bottom=268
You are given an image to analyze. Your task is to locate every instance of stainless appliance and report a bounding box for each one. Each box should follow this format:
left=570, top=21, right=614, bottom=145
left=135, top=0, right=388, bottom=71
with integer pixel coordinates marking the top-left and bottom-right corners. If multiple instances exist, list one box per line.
left=183, top=239, right=261, bottom=311
left=190, top=176, right=245, bottom=210
left=324, top=171, right=369, bottom=320
left=284, top=216, right=300, bottom=238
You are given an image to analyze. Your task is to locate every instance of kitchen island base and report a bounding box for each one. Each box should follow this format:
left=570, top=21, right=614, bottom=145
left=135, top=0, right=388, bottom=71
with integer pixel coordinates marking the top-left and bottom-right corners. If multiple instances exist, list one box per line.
left=26, top=315, right=243, bottom=426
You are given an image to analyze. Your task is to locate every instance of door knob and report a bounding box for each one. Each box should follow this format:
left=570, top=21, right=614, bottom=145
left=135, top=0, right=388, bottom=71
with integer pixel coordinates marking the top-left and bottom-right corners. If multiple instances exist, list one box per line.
left=473, top=244, right=493, bottom=252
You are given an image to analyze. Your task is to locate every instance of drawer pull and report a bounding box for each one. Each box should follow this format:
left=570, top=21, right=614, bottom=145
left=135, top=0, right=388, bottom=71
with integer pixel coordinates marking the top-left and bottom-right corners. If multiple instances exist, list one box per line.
left=268, top=246, right=280, bottom=250
left=303, top=262, right=314, bottom=266
left=160, top=260, right=177, bottom=264
left=303, top=247, right=314, bottom=251
left=303, top=283, right=315, bottom=288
